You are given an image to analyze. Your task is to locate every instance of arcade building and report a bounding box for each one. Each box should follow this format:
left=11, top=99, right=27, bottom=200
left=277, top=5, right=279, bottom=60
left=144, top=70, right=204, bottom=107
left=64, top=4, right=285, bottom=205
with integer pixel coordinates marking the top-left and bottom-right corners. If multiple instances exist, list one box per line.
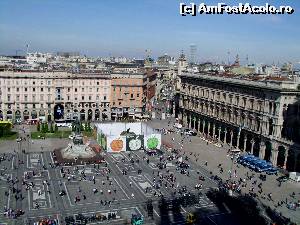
left=178, top=72, right=300, bottom=172
left=0, top=71, right=112, bottom=122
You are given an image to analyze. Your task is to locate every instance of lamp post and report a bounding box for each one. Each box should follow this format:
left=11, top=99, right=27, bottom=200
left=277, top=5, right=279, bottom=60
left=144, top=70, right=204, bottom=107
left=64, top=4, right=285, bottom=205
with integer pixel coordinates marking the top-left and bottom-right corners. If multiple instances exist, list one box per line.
left=229, top=150, right=239, bottom=181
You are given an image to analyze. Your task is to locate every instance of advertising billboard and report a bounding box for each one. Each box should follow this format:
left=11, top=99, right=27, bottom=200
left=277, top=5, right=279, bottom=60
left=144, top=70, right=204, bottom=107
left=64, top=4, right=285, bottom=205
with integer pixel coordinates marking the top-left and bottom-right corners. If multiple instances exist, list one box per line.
left=107, top=136, right=126, bottom=152
left=144, top=134, right=161, bottom=150
left=126, top=135, right=144, bottom=151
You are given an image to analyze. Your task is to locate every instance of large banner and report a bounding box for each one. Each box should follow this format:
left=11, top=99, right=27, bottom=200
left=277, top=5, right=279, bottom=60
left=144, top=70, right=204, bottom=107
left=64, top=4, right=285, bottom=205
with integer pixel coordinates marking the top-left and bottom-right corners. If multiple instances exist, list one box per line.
left=107, top=136, right=126, bottom=152
left=144, top=134, right=161, bottom=150
left=126, top=135, right=144, bottom=151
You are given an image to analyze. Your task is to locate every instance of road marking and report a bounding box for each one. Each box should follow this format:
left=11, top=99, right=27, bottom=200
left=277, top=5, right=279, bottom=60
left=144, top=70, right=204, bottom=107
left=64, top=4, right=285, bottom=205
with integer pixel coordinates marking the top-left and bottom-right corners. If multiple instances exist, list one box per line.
left=128, top=176, right=148, bottom=197
left=113, top=177, right=129, bottom=199
left=49, top=152, right=54, bottom=164
left=27, top=189, right=31, bottom=210
left=26, top=154, right=29, bottom=168
left=207, top=216, right=218, bottom=225
left=115, top=164, right=123, bottom=173
left=153, top=209, right=160, bottom=217
left=41, top=153, right=45, bottom=166
left=209, top=212, right=229, bottom=217
left=46, top=182, right=52, bottom=208
left=63, top=181, right=74, bottom=206
left=83, top=219, right=124, bottom=224
left=7, top=189, right=11, bottom=209
left=11, top=156, right=14, bottom=170
left=120, top=152, right=131, bottom=161
left=180, top=206, right=187, bottom=213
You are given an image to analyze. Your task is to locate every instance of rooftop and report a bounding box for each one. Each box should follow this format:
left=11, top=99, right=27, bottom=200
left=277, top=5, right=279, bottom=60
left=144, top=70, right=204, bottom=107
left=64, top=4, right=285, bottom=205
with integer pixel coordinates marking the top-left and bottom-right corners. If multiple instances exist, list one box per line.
left=180, top=72, right=300, bottom=92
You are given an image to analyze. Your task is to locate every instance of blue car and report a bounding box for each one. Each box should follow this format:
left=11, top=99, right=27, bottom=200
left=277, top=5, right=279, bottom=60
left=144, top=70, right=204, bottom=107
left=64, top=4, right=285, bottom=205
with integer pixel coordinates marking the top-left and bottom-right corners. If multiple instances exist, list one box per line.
left=266, top=167, right=278, bottom=175
left=252, top=160, right=268, bottom=170
left=255, top=163, right=273, bottom=172
left=238, top=155, right=255, bottom=165
left=244, top=157, right=260, bottom=167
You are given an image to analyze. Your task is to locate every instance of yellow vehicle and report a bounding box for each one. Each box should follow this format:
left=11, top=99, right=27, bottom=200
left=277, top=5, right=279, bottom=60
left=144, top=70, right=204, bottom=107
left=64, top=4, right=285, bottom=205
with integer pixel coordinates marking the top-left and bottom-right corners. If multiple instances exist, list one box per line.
left=186, top=213, right=196, bottom=224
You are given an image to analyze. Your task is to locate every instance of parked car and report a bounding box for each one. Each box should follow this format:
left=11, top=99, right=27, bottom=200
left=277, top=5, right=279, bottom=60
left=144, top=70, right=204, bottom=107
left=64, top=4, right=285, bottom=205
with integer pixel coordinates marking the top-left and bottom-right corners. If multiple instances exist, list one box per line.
left=242, top=157, right=259, bottom=167
left=266, top=167, right=278, bottom=175
left=248, top=159, right=263, bottom=169
left=255, top=163, right=273, bottom=172
left=238, top=154, right=255, bottom=163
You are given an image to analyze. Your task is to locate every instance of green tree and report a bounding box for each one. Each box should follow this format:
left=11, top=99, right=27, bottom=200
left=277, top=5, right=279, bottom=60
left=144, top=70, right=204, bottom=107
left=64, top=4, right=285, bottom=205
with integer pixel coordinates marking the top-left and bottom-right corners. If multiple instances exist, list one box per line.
left=41, top=123, right=45, bottom=133
left=37, top=123, right=40, bottom=132
left=87, top=121, right=92, bottom=132
left=50, top=123, right=54, bottom=133
left=54, top=124, right=58, bottom=132
left=44, top=123, right=49, bottom=133
left=0, top=122, right=12, bottom=137
left=80, top=122, right=84, bottom=131
left=84, top=122, right=88, bottom=131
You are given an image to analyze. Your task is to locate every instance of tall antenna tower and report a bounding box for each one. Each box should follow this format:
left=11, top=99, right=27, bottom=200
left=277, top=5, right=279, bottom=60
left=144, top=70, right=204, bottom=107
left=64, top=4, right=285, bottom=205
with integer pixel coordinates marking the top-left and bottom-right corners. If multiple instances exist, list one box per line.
left=190, top=44, right=197, bottom=65
left=26, top=44, right=29, bottom=55
left=227, top=51, right=231, bottom=65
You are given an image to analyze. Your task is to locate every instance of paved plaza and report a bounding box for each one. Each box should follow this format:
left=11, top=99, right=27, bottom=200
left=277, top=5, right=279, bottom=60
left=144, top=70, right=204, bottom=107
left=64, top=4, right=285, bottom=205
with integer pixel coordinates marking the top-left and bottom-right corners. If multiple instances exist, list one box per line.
left=0, top=113, right=299, bottom=225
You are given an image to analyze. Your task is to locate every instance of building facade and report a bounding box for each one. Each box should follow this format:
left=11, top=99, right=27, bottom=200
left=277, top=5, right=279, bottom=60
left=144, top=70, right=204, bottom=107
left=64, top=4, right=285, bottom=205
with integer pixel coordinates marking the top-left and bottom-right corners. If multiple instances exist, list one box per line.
left=178, top=73, right=300, bottom=172
left=0, top=71, right=111, bottom=122
left=110, top=72, right=147, bottom=120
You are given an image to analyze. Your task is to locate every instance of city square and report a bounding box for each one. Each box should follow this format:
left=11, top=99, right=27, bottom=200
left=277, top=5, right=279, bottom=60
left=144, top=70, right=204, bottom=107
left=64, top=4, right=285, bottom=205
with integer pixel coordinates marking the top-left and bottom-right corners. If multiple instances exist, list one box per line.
left=0, top=107, right=299, bottom=224
left=1, top=1, right=300, bottom=224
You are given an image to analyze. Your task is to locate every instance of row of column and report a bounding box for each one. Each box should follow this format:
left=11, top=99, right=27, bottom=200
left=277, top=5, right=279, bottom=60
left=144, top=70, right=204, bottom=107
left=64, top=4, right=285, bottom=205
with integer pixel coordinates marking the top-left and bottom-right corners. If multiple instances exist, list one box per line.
left=0, top=109, right=109, bottom=121
left=183, top=113, right=290, bottom=167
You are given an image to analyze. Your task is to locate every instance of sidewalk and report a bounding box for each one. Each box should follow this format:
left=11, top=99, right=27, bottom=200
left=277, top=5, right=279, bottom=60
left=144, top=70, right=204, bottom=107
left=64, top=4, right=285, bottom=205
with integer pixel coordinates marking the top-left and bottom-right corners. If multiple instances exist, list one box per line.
left=148, top=118, right=300, bottom=224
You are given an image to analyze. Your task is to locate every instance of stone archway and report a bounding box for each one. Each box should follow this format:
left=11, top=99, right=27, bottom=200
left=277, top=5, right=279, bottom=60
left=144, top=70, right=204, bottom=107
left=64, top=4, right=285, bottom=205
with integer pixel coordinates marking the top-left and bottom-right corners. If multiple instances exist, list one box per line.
left=31, top=110, right=38, bottom=119
left=54, top=104, right=64, bottom=120
left=264, top=141, right=272, bottom=161
left=286, top=150, right=295, bottom=171
left=6, top=110, right=13, bottom=120
left=95, top=109, right=100, bottom=121
left=15, top=110, right=21, bottom=122
left=72, top=109, right=78, bottom=120
left=220, top=126, right=226, bottom=142
left=102, top=109, right=108, bottom=121
left=226, top=129, right=231, bottom=144
left=277, top=146, right=286, bottom=168
left=23, top=110, right=30, bottom=120
left=87, top=109, right=93, bottom=121
left=80, top=109, right=85, bottom=121
left=253, top=139, right=260, bottom=157
left=39, top=110, right=45, bottom=117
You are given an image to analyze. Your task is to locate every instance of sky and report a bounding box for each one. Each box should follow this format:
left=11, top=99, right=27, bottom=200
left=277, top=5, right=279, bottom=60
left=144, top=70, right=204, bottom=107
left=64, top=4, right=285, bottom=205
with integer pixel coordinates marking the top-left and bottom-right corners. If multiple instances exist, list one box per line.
left=0, top=0, right=299, bottom=65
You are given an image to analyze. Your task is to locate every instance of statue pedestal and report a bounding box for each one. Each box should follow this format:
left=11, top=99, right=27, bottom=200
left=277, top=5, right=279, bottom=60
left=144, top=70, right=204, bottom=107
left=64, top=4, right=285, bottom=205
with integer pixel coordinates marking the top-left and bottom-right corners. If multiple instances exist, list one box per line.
left=61, top=143, right=96, bottom=159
